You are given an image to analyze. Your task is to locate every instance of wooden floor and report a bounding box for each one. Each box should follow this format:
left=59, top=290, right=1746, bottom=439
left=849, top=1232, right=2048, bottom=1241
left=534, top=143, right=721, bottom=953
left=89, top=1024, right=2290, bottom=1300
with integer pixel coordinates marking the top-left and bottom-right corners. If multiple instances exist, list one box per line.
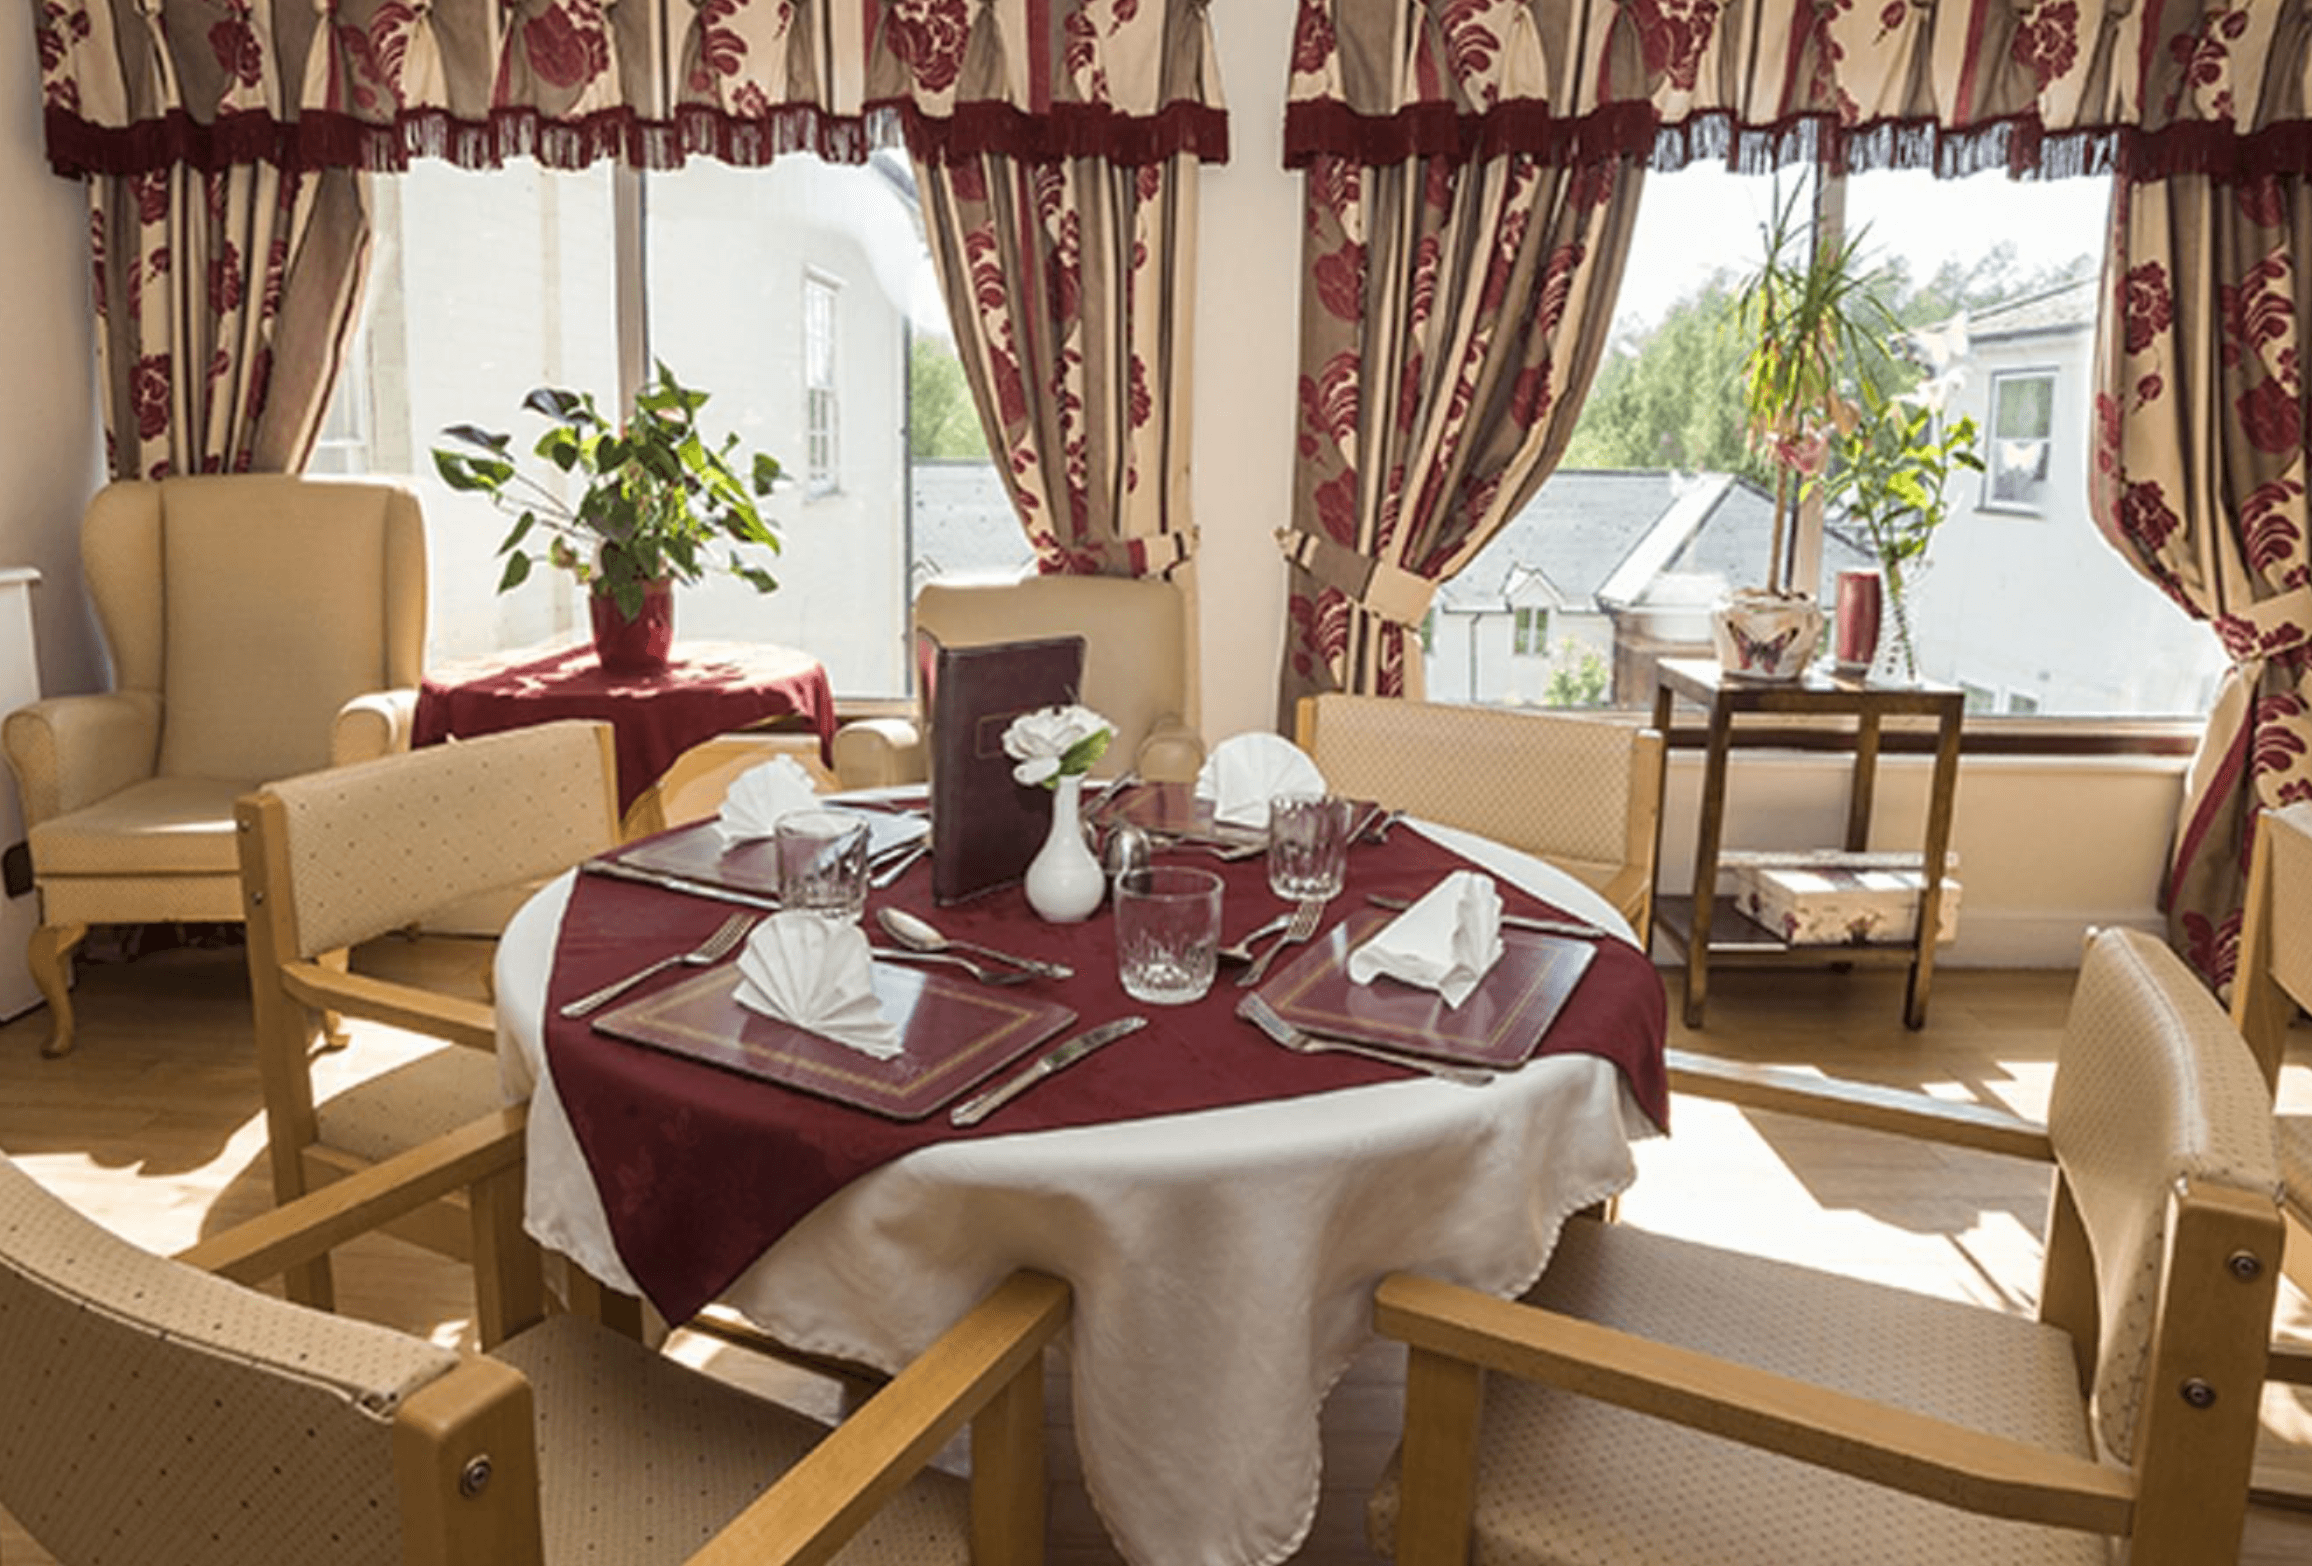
left=1, top=939, right=2309, bottom=1564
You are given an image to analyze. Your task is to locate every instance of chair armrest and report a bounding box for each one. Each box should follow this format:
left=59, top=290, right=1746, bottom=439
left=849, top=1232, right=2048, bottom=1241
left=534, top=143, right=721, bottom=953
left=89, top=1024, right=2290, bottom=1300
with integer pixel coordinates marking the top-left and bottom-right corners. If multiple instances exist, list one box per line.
left=1665, top=1050, right=2054, bottom=1162
left=333, top=687, right=419, bottom=767
left=177, top=1107, right=527, bottom=1284
left=1135, top=715, right=1205, bottom=784
left=282, top=960, right=498, bottom=1051
left=832, top=718, right=927, bottom=790
left=1375, top=1271, right=2134, bottom=1540
left=688, top=1270, right=1072, bottom=1565
left=1, top=691, right=162, bottom=825
left=1595, top=865, right=1650, bottom=929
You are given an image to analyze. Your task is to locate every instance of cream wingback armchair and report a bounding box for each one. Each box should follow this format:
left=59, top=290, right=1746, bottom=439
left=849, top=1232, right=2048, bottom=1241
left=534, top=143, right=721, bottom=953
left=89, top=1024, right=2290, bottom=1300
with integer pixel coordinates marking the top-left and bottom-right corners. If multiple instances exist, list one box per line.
left=1, top=476, right=425, bottom=1057
left=832, top=575, right=1204, bottom=788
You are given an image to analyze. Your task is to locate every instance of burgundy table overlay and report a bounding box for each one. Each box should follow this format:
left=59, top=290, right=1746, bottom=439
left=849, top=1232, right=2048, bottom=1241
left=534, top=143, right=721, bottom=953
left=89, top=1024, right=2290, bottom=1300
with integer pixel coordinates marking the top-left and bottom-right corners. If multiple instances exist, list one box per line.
left=413, top=641, right=838, bottom=813
left=544, top=828, right=1669, bottom=1324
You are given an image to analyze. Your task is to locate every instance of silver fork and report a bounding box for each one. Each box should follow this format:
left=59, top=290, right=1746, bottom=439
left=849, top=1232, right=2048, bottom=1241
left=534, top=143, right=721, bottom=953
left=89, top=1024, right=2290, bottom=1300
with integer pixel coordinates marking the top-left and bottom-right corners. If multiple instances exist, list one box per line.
left=1239, top=993, right=1494, bottom=1087
left=1216, top=912, right=1292, bottom=966
left=559, top=912, right=756, bottom=1018
left=1236, top=899, right=1325, bottom=989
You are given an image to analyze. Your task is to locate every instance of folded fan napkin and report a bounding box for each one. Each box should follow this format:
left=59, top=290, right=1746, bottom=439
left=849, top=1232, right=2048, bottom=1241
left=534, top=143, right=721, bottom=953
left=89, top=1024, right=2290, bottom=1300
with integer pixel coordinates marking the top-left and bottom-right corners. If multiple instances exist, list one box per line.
left=1346, top=870, right=1505, bottom=1009
left=732, top=912, right=904, bottom=1059
left=717, top=756, right=823, bottom=842
left=1193, top=732, right=1328, bottom=830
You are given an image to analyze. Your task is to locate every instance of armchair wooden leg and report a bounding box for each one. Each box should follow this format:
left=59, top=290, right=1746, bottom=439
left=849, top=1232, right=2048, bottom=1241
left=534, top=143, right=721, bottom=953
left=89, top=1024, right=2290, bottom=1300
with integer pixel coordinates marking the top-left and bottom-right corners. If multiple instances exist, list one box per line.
left=28, top=922, right=87, bottom=1059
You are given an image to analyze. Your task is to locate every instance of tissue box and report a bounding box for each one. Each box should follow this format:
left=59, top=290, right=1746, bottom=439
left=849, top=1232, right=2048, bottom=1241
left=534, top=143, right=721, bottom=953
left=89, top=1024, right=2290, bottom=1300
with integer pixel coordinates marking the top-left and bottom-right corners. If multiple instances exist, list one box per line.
left=1727, top=855, right=1961, bottom=947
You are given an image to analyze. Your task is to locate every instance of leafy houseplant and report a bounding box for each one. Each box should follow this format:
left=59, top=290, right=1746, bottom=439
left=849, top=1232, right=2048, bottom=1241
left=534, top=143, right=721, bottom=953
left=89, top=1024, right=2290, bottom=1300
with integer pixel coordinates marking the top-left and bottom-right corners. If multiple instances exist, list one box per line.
left=1715, top=182, right=1887, bottom=680
left=434, top=363, right=782, bottom=670
left=1822, top=378, right=1984, bottom=682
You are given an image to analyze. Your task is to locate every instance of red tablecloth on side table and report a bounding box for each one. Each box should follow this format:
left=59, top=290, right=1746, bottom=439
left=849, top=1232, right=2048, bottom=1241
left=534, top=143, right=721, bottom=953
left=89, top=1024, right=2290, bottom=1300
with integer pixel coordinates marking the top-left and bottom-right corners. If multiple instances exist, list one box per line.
left=413, top=641, right=837, bottom=813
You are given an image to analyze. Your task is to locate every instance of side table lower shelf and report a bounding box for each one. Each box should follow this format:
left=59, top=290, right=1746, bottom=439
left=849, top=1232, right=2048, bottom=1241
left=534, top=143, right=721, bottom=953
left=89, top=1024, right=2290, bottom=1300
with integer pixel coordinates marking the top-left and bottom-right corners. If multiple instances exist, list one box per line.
left=1653, top=896, right=1926, bottom=969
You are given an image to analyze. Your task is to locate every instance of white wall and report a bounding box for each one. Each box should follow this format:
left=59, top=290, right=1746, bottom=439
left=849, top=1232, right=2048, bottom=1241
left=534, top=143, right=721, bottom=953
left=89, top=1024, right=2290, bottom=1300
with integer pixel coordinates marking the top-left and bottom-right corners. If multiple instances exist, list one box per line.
left=0, top=14, right=2190, bottom=962
left=0, top=23, right=103, bottom=698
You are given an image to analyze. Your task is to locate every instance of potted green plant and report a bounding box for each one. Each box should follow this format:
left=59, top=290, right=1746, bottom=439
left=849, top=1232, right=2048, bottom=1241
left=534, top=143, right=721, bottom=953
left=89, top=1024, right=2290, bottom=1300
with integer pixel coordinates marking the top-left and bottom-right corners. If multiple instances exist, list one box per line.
left=434, top=362, right=782, bottom=673
left=1717, top=182, right=1886, bottom=680
left=1821, top=375, right=1984, bottom=683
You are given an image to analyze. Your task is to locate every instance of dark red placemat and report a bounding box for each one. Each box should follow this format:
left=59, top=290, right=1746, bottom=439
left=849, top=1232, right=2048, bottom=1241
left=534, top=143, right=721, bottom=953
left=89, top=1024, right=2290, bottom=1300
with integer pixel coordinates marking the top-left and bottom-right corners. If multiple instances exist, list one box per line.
left=544, top=826, right=1667, bottom=1322
left=593, top=961, right=1074, bottom=1121
left=1255, top=909, right=1598, bottom=1069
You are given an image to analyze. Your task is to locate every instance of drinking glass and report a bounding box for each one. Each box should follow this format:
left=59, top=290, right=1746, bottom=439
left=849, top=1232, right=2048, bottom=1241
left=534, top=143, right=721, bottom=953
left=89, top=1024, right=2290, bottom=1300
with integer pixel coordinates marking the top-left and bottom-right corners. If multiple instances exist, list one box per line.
left=1114, top=866, right=1224, bottom=1005
left=1267, top=793, right=1353, bottom=903
left=774, top=808, right=873, bottom=920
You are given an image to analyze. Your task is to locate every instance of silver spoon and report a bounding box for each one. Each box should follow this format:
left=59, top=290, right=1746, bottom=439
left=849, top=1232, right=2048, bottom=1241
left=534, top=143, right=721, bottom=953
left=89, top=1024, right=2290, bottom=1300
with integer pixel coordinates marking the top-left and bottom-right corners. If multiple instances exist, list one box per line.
left=869, top=946, right=1035, bottom=986
left=876, top=907, right=1075, bottom=981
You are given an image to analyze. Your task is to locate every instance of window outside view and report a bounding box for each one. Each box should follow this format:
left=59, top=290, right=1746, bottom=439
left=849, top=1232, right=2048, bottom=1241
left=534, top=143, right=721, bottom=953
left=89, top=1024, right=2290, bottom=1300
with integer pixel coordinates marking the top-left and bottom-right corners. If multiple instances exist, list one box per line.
left=320, top=152, right=1029, bottom=696
left=1433, top=164, right=2227, bottom=719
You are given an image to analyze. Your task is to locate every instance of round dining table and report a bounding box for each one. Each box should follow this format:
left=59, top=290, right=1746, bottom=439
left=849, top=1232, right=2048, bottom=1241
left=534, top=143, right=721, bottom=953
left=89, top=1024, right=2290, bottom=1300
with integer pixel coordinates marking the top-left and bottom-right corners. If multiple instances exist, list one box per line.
left=495, top=817, right=1660, bottom=1566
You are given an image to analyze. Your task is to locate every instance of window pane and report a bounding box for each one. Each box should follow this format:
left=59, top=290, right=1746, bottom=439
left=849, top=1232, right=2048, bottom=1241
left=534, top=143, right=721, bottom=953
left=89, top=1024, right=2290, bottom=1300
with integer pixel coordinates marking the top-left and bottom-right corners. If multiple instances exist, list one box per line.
left=317, top=163, right=620, bottom=662
left=1843, top=169, right=2225, bottom=716
left=646, top=155, right=1016, bottom=697
left=1436, top=163, right=2225, bottom=719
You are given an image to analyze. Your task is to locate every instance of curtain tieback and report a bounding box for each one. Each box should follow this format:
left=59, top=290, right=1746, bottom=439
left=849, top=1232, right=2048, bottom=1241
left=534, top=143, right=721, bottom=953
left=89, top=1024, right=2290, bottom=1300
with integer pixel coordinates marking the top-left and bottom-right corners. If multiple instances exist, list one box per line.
left=2215, top=587, right=2312, bottom=669
left=1272, top=528, right=1436, bottom=627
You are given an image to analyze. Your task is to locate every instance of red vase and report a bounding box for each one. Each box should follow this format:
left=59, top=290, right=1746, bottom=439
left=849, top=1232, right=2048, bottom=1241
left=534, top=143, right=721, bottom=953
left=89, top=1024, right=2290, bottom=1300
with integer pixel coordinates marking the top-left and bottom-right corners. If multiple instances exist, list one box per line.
left=590, top=581, right=675, bottom=675
left=1833, top=570, right=1882, bottom=674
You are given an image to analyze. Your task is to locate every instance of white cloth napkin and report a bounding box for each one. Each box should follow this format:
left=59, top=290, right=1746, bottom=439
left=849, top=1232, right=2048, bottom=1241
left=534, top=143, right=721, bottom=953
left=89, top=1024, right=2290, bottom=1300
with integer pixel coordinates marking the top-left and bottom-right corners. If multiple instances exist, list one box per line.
left=1193, top=732, right=1328, bottom=830
left=717, top=756, right=823, bottom=842
left=1346, top=870, right=1505, bottom=1009
left=732, top=912, right=904, bottom=1059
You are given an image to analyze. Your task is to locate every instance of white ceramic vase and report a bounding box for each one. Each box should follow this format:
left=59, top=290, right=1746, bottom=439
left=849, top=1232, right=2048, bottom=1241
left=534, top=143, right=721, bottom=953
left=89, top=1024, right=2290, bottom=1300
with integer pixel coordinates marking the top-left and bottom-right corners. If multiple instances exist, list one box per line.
left=1025, top=773, right=1106, bottom=923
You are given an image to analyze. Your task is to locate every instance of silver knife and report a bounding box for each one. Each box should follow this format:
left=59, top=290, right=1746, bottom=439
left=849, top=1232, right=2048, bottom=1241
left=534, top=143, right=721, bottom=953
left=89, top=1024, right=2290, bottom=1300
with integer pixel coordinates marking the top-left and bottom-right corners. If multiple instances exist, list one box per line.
left=949, top=1016, right=1150, bottom=1126
left=582, top=857, right=783, bottom=912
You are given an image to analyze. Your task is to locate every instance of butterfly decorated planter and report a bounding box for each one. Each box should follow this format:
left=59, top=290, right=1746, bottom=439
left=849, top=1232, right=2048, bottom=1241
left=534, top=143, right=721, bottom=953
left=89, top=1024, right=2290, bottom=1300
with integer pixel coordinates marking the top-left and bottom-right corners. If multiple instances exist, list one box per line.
left=1711, top=587, right=1825, bottom=682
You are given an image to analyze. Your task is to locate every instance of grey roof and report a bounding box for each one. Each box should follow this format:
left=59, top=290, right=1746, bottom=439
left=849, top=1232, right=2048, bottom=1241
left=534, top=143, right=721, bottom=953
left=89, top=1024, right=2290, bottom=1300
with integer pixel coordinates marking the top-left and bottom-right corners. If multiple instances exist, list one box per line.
left=1438, top=471, right=1683, bottom=612
left=1443, top=468, right=1869, bottom=616
left=1969, top=275, right=2097, bottom=340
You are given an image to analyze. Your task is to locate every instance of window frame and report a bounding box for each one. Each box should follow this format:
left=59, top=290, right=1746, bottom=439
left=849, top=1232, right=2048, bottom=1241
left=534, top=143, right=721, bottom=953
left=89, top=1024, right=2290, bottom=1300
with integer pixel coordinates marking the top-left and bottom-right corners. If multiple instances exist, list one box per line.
left=1980, top=367, right=2058, bottom=516
left=803, top=269, right=842, bottom=498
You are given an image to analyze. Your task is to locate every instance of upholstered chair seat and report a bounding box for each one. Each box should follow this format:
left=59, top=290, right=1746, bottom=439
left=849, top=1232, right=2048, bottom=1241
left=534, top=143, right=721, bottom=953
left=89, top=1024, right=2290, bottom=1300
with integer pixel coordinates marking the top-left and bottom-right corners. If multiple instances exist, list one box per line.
left=1, top=475, right=427, bottom=1057
left=832, top=575, right=1204, bottom=788
left=1369, top=1221, right=2105, bottom=1565
left=0, top=1115, right=1068, bottom=1565
left=1371, top=929, right=2283, bottom=1566
left=236, top=719, right=622, bottom=1315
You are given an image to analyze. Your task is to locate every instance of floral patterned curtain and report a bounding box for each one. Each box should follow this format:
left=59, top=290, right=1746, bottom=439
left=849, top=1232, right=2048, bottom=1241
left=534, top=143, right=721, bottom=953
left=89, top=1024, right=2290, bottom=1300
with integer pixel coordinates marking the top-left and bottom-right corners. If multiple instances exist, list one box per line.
left=1278, top=148, right=1640, bottom=705
left=902, top=2, right=1219, bottom=578
left=1285, top=0, right=2311, bottom=180
left=39, top=0, right=1224, bottom=534
left=2090, top=160, right=2312, bottom=990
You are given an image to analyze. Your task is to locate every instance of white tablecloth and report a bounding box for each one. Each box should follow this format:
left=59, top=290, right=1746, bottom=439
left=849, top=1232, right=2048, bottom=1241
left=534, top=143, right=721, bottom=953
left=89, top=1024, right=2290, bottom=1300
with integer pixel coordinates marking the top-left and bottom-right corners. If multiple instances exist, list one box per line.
left=497, top=822, right=1655, bottom=1566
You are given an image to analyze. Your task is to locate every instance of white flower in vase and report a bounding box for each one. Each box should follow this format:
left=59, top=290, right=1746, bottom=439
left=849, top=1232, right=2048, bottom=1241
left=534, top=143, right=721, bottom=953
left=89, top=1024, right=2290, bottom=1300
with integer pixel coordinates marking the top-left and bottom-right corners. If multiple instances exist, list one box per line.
left=1002, top=704, right=1115, bottom=787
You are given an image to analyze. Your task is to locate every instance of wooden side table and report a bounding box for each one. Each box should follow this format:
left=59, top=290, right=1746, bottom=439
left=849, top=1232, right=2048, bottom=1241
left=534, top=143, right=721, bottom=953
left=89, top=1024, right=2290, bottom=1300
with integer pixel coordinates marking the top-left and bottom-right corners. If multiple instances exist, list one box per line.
left=1649, top=657, right=1964, bottom=1030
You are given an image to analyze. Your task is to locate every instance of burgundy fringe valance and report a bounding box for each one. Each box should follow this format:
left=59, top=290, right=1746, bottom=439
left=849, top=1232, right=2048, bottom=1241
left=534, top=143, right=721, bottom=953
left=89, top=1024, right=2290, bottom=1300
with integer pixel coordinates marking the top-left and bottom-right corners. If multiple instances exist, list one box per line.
left=36, top=0, right=1228, bottom=179
left=1284, top=0, right=2312, bottom=180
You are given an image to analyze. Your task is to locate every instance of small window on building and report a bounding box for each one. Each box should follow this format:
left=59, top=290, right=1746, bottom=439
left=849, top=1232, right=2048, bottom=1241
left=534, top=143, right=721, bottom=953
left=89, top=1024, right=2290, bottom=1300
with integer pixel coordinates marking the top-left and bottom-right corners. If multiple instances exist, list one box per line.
left=1513, top=607, right=1549, bottom=658
left=1986, top=371, right=2054, bottom=511
left=1961, top=681, right=1999, bottom=714
left=804, top=273, right=839, bottom=495
left=2007, top=690, right=2041, bottom=716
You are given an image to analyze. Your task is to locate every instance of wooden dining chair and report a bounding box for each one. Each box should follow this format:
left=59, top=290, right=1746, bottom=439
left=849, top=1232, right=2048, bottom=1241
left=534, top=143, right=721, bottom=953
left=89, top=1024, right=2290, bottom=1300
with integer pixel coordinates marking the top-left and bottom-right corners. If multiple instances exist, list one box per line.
left=2228, top=799, right=2312, bottom=1501
left=619, top=730, right=836, bottom=841
left=1295, top=694, right=1664, bottom=942
left=234, top=719, right=620, bottom=1318
left=0, top=1105, right=1068, bottom=1566
left=1370, top=927, right=2282, bottom=1565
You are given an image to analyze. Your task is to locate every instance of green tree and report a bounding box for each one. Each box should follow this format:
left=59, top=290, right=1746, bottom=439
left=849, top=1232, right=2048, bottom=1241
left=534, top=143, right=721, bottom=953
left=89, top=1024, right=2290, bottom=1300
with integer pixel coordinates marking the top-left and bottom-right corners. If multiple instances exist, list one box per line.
left=1541, top=639, right=1612, bottom=707
left=909, top=335, right=988, bottom=460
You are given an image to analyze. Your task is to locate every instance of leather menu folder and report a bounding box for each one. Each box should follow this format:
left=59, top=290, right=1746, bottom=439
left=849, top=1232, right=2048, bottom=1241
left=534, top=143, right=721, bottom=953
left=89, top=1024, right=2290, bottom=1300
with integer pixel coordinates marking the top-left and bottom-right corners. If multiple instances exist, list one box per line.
left=926, top=633, right=1087, bottom=906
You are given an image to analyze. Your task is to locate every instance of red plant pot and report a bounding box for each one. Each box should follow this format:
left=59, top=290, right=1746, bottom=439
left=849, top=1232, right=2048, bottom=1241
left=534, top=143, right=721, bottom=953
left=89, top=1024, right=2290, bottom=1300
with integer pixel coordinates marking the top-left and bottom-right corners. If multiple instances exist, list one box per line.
left=590, top=581, right=675, bottom=675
